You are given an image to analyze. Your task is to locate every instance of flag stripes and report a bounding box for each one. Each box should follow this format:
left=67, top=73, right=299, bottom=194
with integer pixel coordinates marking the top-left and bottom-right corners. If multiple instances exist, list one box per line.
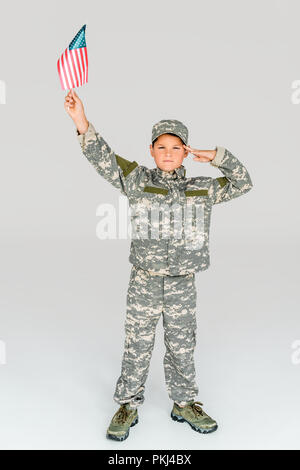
left=57, top=25, right=88, bottom=90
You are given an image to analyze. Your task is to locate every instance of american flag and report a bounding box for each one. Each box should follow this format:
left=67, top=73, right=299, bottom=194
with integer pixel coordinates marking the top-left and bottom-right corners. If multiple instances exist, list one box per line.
left=57, top=24, right=88, bottom=90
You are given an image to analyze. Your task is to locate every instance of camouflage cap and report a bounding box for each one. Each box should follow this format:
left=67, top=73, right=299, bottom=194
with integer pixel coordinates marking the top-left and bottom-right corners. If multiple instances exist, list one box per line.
left=151, top=119, right=188, bottom=145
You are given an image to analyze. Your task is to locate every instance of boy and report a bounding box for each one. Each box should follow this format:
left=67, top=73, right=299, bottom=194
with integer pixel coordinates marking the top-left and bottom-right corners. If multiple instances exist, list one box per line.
left=64, top=89, right=253, bottom=441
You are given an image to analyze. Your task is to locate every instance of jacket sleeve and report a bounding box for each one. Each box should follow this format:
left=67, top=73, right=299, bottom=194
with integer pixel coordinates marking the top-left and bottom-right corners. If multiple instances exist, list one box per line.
left=76, top=121, right=138, bottom=196
left=208, top=146, right=253, bottom=205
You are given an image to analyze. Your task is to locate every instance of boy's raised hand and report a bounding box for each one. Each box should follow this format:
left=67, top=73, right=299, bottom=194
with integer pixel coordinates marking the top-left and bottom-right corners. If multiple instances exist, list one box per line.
left=64, top=89, right=89, bottom=134
left=183, top=144, right=216, bottom=163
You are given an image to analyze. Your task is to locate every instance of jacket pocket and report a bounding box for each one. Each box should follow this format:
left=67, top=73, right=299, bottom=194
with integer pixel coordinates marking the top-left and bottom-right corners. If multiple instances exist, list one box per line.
left=143, top=186, right=169, bottom=195
left=184, top=189, right=208, bottom=197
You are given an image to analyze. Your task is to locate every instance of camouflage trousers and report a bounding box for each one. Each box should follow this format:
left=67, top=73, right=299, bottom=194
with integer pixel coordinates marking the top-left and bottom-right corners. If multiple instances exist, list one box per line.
left=113, top=265, right=199, bottom=409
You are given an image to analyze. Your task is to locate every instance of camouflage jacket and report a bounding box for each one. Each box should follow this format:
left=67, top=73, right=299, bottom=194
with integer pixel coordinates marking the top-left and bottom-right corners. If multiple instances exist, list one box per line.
left=76, top=121, right=253, bottom=276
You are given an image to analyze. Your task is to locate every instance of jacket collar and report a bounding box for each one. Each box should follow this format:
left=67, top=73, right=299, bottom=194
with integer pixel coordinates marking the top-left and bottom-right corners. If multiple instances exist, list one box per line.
left=153, top=164, right=186, bottom=180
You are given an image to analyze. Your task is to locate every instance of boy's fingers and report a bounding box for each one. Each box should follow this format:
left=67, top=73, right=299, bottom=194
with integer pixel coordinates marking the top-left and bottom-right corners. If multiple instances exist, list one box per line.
left=64, top=101, right=72, bottom=110
left=71, top=90, right=79, bottom=102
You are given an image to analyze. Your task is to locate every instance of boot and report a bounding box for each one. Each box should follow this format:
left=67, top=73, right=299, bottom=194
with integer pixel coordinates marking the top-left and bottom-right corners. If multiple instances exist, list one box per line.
left=106, top=403, right=139, bottom=441
left=171, top=400, right=218, bottom=434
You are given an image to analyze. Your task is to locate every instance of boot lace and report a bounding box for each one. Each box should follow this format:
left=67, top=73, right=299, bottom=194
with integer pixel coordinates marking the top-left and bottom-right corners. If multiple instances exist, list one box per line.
left=189, top=401, right=204, bottom=416
left=115, top=405, right=130, bottom=424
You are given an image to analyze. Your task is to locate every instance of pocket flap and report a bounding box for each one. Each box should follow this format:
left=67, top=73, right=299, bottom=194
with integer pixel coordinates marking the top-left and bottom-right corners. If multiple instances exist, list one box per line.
left=216, top=176, right=229, bottom=188
left=185, top=189, right=208, bottom=196
left=143, top=186, right=169, bottom=195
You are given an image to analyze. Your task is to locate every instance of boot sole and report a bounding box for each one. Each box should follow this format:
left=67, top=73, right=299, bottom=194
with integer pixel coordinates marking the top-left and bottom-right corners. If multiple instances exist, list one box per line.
left=171, top=411, right=218, bottom=434
left=106, top=415, right=139, bottom=441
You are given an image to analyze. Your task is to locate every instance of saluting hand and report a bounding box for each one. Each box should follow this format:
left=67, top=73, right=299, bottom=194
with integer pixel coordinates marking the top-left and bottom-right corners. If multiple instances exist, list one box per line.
left=183, top=145, right=216, bottom=162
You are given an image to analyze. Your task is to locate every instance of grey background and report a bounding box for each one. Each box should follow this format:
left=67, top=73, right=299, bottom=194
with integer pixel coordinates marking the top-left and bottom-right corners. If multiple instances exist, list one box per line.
left=1, top=0, right=299, bottom=450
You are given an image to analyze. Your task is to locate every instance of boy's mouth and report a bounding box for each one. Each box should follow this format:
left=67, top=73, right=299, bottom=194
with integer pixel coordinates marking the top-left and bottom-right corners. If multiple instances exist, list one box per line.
left=163, top=160, right=173, bottom=162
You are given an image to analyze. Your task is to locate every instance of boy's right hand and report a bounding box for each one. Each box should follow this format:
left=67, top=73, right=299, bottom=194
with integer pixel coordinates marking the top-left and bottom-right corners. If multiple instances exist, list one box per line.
left=64, top=89, right=89, bottom=134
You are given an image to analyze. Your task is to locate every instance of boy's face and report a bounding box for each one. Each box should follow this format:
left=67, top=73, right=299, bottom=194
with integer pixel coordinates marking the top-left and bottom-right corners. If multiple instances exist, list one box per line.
left=149, top=133, right=188, bottom=172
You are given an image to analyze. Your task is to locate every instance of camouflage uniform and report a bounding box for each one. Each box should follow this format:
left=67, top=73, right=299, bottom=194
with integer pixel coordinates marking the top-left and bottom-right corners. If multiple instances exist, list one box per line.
left=76, top=120, right=253, bottom=408
left=113, top=265, right=198, bottom=408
